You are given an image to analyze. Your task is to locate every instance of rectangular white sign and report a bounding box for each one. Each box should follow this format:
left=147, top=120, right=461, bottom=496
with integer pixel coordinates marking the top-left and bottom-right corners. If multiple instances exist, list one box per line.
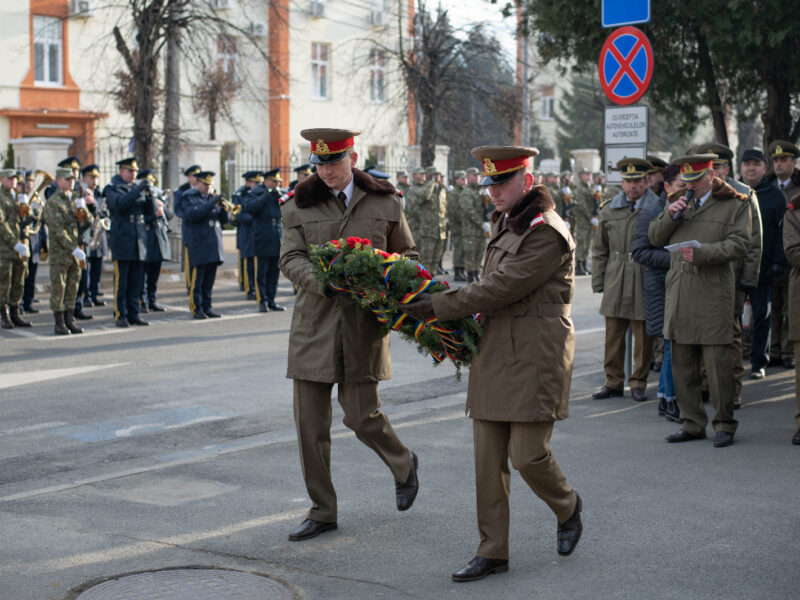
left=605, top=144, right=647, bottom=184
left=605, top=106, right=648, bottom=145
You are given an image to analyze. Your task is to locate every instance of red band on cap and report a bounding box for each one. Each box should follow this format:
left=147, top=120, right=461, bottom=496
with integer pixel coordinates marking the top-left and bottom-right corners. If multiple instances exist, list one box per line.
left=680, top=160, right=713, bottom=176
left=482, top=156, right=530, bottom=177
left=311, top=137, right=354, bottom=155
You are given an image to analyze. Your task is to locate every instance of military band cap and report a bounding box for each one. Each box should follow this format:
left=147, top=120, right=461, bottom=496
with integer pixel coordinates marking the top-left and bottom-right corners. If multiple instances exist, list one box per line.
left=15, top=170, right=25, bottom=179
left=646, top=155, right=669, bottom=171
left=364, top=165, right=390, bottom=179
left=424, top=165, right=440, bottom=175
left=242, top=170, right=264, bottom=183
left=263, top=168, right=282, bottom=181
left=184, top=164, right=201, bottom=176
left=81, top=164, right=100, bottom=177
left=293, top=163, right=312, bottom=175
left=616, top=158, right=652, bottom=180
left=396, top=170, right=407, bottom=177
left=465, top=167, right=480, bottom=175
left=196, top=170, right=215, bottom=185
left=674, top=154, right=717, bottom=182
left=694, top=143, right=733, bottom=164
left=55, top=167, right=75, bottom=179
left=453, top=170, right=466, bottom=179
left=741, top=148, right=766, bottom=164
left=301, top=128, right=360, bottom=164
left=768, top=140, right=799, bottom=159
left=116, top=157, right=139, bottom=170
left=470, top=145, right=539, bottom=186
left=412, top=167, right=426, bottom=175
left=137, top=169, right=157, bottom=182
left=0, top=168, right=16, bottom=178
left=25, top=170, right=35, bottom=181
left=58, top=156, right=81, bottom=169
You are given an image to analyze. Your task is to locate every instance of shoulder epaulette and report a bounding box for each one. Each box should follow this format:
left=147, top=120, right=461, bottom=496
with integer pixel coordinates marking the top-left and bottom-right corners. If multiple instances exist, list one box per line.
left=279, top=190, right=294, bottom=206
left=529, top=213, right=545, bottom=228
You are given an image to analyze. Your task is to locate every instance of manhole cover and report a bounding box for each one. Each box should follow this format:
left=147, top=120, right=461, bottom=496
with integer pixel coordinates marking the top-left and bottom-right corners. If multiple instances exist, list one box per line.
left=76, top=568, right=293, bottom=599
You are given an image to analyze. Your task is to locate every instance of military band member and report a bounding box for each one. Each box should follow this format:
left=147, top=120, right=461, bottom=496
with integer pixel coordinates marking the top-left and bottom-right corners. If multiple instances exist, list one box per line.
left=73, top=165, right=100, bottom=321
left=279, top=128, right=419, bottom=542
left=80, top=164, right=108, bottom=308
left=233, top=170, right=262, bottom=300
left=138, top=169, right=172, bottom=312
left=104, top=157, right=151, bottom=328
left=43, top=168, right=92, bottom=335
left=183, top=170, right=227, bottom=318
left=245, top=168, right=285, bottom=312
left=400, top=146, right=582, bottom=582
left=781, top=193, right=800, bottom=444
left=0, top=169, right=33, bottom=328
left=650, top=154, right=751, bottom=447
left=22, top=171, right=45, bottom=314
left=592, top=158, right=656, bottom=402
left=418, top=166, right=446, bottom=272
left=288, top=163, right=312, bottom=192
left=173, top=165, right=201, bottom=293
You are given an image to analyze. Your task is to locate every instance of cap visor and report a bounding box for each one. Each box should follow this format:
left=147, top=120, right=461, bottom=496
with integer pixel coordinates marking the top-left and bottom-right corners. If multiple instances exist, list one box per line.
left=680, top=171, right=707, bottom=182
left=309, top=151, right=348, bottom=165
left=480, top=171, right=519, bottom=186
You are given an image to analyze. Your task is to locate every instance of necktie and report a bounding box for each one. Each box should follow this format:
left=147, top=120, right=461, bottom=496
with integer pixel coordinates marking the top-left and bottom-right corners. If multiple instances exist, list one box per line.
left=337, top=191, right=347, bottom=213
left=780, top=182, right=786, bottom=190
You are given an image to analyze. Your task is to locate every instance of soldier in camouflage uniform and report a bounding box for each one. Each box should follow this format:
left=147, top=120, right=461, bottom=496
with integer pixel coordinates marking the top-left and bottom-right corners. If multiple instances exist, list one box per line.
left=405, top=167, right=426, bottom=247
left=0, top=169, right=33, bottom=329
left=571, top=168, right=597, bottom=275
left=416, top=166, right=442, bottom=271
left=545, top=172, right=564, bottom=220
left=395, top=171, right=410, bottom=198
left=460, top=168, right=485, bottom=282
left=43, top=168, right=93, bottom=335
left=448, top=170, right=466, bottom=281
left=429, top=166, right=449, bottom=274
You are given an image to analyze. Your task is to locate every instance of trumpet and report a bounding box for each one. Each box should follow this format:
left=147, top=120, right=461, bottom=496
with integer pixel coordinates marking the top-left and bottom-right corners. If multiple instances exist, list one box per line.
left=89, top=217, right=111, bottom=251
left=215, top=195, right=241, bottom=216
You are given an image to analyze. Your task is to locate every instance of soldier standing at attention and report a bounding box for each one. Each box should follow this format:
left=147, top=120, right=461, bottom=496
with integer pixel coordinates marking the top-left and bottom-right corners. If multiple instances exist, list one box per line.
left=405, top=167, right=426, bottom=246
left=43, top=168, right=92, bottom=335
left=571, top=168, right=596, bottom=276
left=0, top=169, right=32, bottom=329
left=81, top=164, right=109, bottom=309
left=767, top=140, right=800, bottom=369
left=781, top=192, right=800, bottom=444
left=415, top=166, right=441, bottom=271
left=461, top=167, right=485, bottom=283
left=395, top=171, right=410, bottom=199
left=400, top=145, right=582, bottom=582
left=279, top=128, right=420, bottom=542
left=138, top=169, right=172, bottom=312
left=173, top=165, right=201, bottom=294
left=650, top=154, right=751, bottom=447
left=104, top=157, right=151, bottom=328
left=245, top=168, right=285, bottom=313
left=592, top=158, right=657, bottom=402
left=232, top=171, right=262, bottom=300
left=429, top=166, right=449, bottom=274
left=448, top=170, right=466, bottom=281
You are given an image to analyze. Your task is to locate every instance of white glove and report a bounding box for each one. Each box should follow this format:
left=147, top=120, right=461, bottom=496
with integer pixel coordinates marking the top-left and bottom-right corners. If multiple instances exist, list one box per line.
left=72, top=247, right=86, bottom=262
left=590, top=217, right=599, bottom=227
left=482, top=222, right=491, bottom=233
left=17, top=193, right=28, bottom=205
left=75, top=197, right=87, bottom=209
left=14, top=242, right=29, bottom=258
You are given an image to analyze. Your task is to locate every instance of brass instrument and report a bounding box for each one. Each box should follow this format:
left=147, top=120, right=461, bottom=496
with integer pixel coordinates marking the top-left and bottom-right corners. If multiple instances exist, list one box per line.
left=23, top=170, right=52, bottom=239
left=216, top=195, right=241, bottom=217
left=89, top=217, right=111, bottom=251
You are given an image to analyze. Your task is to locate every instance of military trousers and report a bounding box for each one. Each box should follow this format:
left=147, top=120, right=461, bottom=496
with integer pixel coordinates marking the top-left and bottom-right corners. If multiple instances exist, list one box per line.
left=473, top=419, right=577, bottom=560
left=672, top=341, right=737, bottom=435
left=452, top=232, right=464, bottom=269
left=188, top=262, right=217, bottom=315
left=22, top=257, right=37, bottom=309
left=435, top=234, right=447, bottom=270
left=75, top=261, right=89, bottom=312
left=113, top=260, right=143, bottom=322
left=0, top=256, right=27, bottom=306
left=240, top=256, right=254, bottom=296
left=573, top=225, right=593, bottom=262
left=293, top=379, right=413, bottom=523
left=141, top=260, right=162, bottom=306
left=463, top=236, right=484, bottom=272
left=419, top=236, right=441, bottom=272
left=603, top=317, right=652, bottom=391
left=87, top=256, right=104, bottom=301
left=254, top=255, right=280, bottom=305
left=770, top=272, right=793, bottom=360
left=49, top=260, right=80, bottom=312
left=747, top=283, right=771, bottom=371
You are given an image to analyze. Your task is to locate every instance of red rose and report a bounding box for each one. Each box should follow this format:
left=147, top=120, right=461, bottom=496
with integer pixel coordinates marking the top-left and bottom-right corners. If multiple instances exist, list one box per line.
left=441, top=280, right=450, bottom=288
left=346, top=236, right=359, bottom=249
left=359, top=237, right=372, bottom=246
left=416, top=266, right=432, bottom=280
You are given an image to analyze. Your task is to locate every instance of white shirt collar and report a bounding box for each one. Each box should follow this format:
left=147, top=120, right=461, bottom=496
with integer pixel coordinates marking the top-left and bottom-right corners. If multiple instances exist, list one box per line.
left=333, top=176, right=356, bottom=207
left=779, top=177, right=791, bottom=188
left=698, top=188, right=712, bottom=207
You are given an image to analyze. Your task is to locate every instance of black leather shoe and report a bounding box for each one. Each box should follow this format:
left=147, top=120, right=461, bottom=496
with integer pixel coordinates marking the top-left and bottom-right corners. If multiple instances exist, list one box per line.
left=287, top=518, right=337, bottom=542
left=74, top=309, right=93, bottom=320
left=592, top=386, right=623, bottom=400
left=115, top=319, right=129, bottom=328
left=396, top=451, right=419, bottom=511
left=259, top=302, right=268, bottom=313
left=193, top=312, right=208, bottom=319
left=783, top=357, right=795, bottom=369
left=767, top=356, right=782, bottom=367
left=23, top=305, right=39, bottom=314
left=149, top=303, right=166, bottom=312
left=204, top=310, right=221, bottom=318
left=733, top=395, right=742, bottom=410
left=631, top=388, right=647, bottom=402
left=664, top=400, right=681, bottom=423
left=713, top=431, right=735, bottom=448
left=652, top=361, right=662, bottom=373
left=128, top=316, right=150, bottom=326
left=96, top=292, right=105, bottom=297
left=452, top=556, right=509, bottom=582
left=557, top=493, right=583, bottom=556
left=666, top=429, right=706, bottom=443
left=268, top=302, right=287, bottom=311
left=91, top=299, right=106, bottom=307
left=246, top=291, right=257, bottom=300
left=793, top=430, right=800, bottom=445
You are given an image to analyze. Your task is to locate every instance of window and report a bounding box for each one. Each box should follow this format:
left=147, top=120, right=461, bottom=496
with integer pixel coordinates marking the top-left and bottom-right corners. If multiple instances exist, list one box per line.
left=311, top=42, right=330, bottom=99
left=217, top=34, right=237, bottom=78
left=33, top=16, right=62, bottom=85
left=540, top=96, right=555, bottom=120
left=369, top=49, right=386, bottom=103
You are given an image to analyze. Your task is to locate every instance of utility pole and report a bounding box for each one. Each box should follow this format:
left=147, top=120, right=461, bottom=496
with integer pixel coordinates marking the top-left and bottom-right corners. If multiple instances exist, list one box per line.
left=521, top=33, right=530, bottom=147
left=161, top=2, right=181, bottom=195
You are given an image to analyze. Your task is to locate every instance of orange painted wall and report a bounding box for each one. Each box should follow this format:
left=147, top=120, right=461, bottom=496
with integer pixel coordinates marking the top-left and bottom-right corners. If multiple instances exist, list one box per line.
left=268, top=0, right=290, bottom=178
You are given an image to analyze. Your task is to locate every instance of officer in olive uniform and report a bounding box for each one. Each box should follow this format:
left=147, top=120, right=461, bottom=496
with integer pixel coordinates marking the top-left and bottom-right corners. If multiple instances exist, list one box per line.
left=173, top=165, right=201, bottom=293
left=104, top=157, right=151, bottom=327
left=650, top=154, right=751, bottom=447
left=183, top=171, right=227, bottom=318
left=43, top=168, right=93, bottom=335
left=244, top=168, right=285, bottom=312
left=138, top=169, right=173, bottom=312
left=0, top=169, right=33, bottom=328
left=417, top=166, right=446, bottom=272
left=460, top=167, right=485, bottom=282
left=781, top=192, right=800, bottom=444
left=767, top=140, right=800, bottom=368
left=232, top=170, right=262, bottom=299
left=448, top=170, right=466, bottom=281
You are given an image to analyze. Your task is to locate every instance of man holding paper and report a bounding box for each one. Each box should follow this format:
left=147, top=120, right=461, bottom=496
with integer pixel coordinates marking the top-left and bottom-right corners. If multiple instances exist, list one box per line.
left=649, top=154, right=751, bottom=447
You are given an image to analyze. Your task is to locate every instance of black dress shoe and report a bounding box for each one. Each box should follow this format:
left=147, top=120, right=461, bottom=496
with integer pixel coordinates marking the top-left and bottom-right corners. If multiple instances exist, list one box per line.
left=23, top=305, right=39, bottom=314
left=74, top=309, right=93, bottom=320
left=115, top=319, right=129, bottom=328
left=767, top=356, right=782, bottom=367
left=557, top=493, right=583, bottom=556
left=452, top=556, right=509, bottom=582
left=246, top=291, right=257, bottom=300
left=592, top=386, right=623, bottom=400
left=666, top=429, right=706, bottom=443
left=287, top=518, right=337, bottom=541
left=268, top=302, right=286, bottom=311
left=149, top=303, right=166, bottom=312
left=91, top=299, right=106, bottom=307
left=259, top=302, right=268, bottom=313
left=204, top=310, right=221, bottom=318
left=792, top=430, right=800, bottom=445
left=713, top=431, right=735, bottom=448
left=193, top=312, right=208, bottom=319
left=396, top=451, right=419, bottom=511
left=127, top=316, right=150, bottom=326
left=96, top=292, right=105, bottom=297
left=631, top=388, right=647, bottom=402
left=783, top=357, right=795, bottom=369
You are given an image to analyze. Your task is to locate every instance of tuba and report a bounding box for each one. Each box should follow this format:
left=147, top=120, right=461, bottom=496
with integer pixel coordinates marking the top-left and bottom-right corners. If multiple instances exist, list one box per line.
left=89, top=217, right=111, bottom=251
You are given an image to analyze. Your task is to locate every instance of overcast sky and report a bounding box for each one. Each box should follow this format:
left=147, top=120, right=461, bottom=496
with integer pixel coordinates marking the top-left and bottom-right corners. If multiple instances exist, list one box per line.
left=440, top=0, right=518, bottom=65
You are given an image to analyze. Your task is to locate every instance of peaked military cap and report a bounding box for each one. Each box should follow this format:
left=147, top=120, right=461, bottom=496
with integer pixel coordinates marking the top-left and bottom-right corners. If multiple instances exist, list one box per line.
left=183, top=164, right=201, bottom=176
left=616, top=158, right=652, bottom=180
left=263, top=168, right=282, bottom=181
left=242, top=170, right=264, bottom=183
left=465, top=167, right=480, bottom=175
left=768, top=140, right=800, bottom=159
left=674, top=154, right=717, bottom=182
left=424, top=165, right=440, bottom=175
left=364, top=165, right=390, bottom=179
left=293, top=163, right=312, bottom=175
left=137, top=169, right=157, bottom=182
left=116, top=157, right=139, bottom=170
left=301, top=128, right=361, bottom=165
left=195, top=170, right=215, bottom=185
left=81, top=164, right=100, bottom=177
left=412, top=167, right=426, bottom=175
left=646, top=155, right=669, bottom=171
left=693, top=143, right=733, bottom=164
left=55, top=167, right=75, bottom=179
left=470, top=146, right=539, bottom=186
left=396, top=170, right=407, bottom=177
left=25, top=170, right=35, bottom=181
left=58, top=156, right=81, bottom=169
left=0, top=168, right=16, bottom=178
left=453, top=170, right=467, bottom=179
left=578, top=167, right=591, bottom=175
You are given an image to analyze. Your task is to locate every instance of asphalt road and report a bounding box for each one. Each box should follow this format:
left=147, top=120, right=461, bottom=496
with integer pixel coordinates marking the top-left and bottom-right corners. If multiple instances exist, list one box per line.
left=0, top=267, right=798, bottom=599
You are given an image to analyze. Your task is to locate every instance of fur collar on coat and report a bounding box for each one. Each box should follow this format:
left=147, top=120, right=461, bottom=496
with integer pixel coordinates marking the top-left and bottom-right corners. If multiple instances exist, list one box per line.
left=490, top=184, right=555, bottom=234
left=293, top=168, right=397, bottom=209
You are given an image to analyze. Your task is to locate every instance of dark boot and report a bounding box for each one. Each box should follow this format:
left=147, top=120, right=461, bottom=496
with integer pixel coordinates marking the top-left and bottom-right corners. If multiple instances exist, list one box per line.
left=54, top=311, right=69, bottom=335
left=1, top=306, right=14, bottom=329
left=575, top=261, right=586, bottom=276
left=664, top=399, right=681, bottom=423
left=466, top=271, right=475, bottom=284
left=9, top=305, right=32, bottom=327
left=64, top=310, right=84, bottom=334
left=454, top=267, right=466, bottom=282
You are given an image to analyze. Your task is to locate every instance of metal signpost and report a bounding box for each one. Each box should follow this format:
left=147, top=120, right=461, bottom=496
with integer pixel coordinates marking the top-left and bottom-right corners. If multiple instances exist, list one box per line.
left=602, top=0, right=650, bottom=28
